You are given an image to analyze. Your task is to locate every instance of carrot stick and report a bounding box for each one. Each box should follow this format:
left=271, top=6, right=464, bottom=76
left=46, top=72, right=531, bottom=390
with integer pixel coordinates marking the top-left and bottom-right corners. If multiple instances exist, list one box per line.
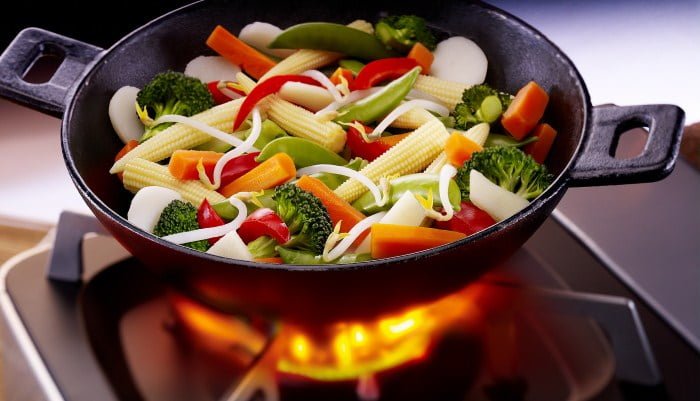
left=407, top=42, right=434, bottom=74
left=330, top=67, right=355, bottom=86
left=219, top=153, right=296, bottom=197
left=296, top=175, right=366, bottom=232
left=501, top=81, right=549, bottom=140
left=445, top=132, right=483, bottom=166
left=379, top=133, right=410, bottom=147
left=115, top=140, right=139, bottom=181
left=370, top=224, right=466, bottom=259
left=524, top=123, right=557, bottom=164
left=206, top=25, right=276, bottom=80
left=168, top=150, right=224, bottom=180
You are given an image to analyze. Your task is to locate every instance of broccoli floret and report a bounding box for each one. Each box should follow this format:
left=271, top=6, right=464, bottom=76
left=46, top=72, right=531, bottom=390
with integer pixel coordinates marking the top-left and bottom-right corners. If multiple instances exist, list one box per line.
left=247, top=236, right=279, bottom=259
left=375, top=15, right=437, bottom=53
left=153, top=200, right=209, bottom=252
left=452, top=84, right=513, bottom=130
left=455, top=147, right=553, bottom=201
left=137, top=71, right=214, bottom=141
left=273, top=183, right=332, bottom=254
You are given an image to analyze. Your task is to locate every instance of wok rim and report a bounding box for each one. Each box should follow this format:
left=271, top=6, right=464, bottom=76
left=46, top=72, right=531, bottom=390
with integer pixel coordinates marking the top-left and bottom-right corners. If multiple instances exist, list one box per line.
left=61, top=0, right=591, bottom=272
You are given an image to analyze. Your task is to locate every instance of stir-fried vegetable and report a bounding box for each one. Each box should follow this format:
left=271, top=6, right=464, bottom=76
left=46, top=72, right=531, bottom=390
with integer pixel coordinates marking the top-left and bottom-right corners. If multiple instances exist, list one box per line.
left=109, top=15, right=559, bottom=264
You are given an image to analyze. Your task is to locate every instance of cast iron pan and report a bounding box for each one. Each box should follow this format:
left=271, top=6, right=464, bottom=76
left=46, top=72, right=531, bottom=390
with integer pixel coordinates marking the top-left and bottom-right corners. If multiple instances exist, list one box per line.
left=0, top=0, right=684, bottom=325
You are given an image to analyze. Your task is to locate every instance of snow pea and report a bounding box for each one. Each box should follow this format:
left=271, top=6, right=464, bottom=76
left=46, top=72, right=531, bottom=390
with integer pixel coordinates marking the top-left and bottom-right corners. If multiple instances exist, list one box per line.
left=277, top=247, right=372, bottom=265
left=335, top=66, right=420, bottom=124
left=194, top=120, right=287, bottom=153
left=211, top=189, right=276, bottom=220
left=269, top=23, right=397, bottom=60
left=351, top=173, right=462, bottom=215
left=256, top=137, right=347, bottom=168
left=484, top=134, right=539, bottom=148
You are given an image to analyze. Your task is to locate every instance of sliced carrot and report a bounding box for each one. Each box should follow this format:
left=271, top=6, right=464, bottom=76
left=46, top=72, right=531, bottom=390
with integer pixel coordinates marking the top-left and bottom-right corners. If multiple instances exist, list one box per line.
left=379, top=133, right=411, bottom=147
left=206, top=25, right=276, bottom=80
left=254, top=257, right=283, bottom=264
left=370, top=224, right=466, bottom=259
left=524, top=123, right=557, bottom=164
left=501, top=81, right=549, bottom=140
left=296, top=175, right=365, bottom=232
left=168, top=150, right=224, bottom=180
left=445, top=132, right=484, bottom=166
left=115, top=140, right=139, bottom=181
left=407, top=42, right=434, bottom=74
left=330, top=67, right=355, bottom=86
left=219, top=153, right=296, bottom=197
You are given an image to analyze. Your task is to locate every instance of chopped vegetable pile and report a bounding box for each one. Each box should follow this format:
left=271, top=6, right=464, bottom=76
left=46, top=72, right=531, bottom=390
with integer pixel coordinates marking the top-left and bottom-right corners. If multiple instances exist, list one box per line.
left=109, top=15, right=559, bottom=265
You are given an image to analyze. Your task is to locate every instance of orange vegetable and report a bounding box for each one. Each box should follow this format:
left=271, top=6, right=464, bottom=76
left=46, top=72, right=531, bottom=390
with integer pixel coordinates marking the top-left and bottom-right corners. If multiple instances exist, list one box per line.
left=379, top=133, right=410, bottom=147
left=114, top=140, right=139, bottom=181
left=219, top=153, right=296, bottom=197
left=524, top=123, right=557, bottom=164
left=296, top=175, right=365, bottom=232
left=206, top=25, right=276, bottom=80
left=501, top=81, right=549, bottom=140
left=330, top=67, right=355, bottom=86
left=370, top=224, right=466, bottom=259
left=254, top=257, right=283, bottom=264
left=445, top=132, right=484, bottom=166
left=168, top=150, right=223, bottom=180
left=407, top=42, right=434, bottom=74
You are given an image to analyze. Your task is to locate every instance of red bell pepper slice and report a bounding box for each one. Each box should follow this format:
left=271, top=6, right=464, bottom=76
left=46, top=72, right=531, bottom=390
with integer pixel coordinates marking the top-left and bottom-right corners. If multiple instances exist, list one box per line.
left=433, top=201, right=496, bottom=236
left=345, top=122, right=408, bottom=161
left=237, top=208, right=290, bottom=244
left=197, top=199, right=226, bottom=245
left=207, top=81, right=246, bottom=105
left=213, top=152, right=261, bottom=188
left=233, top=75, right=322, bottom=130
left=351, top=57, right=419, bottom=90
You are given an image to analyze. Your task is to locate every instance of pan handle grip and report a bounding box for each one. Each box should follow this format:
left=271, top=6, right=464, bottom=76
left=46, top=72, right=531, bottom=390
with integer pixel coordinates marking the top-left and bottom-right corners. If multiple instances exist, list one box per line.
left=569, top=104, right=684, bottom=187
left=0, top=27, right=103, bottom=117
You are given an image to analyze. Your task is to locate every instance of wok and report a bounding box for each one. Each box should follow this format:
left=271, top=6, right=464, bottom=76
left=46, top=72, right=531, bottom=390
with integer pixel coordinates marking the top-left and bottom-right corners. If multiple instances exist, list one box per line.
left=0, top=1, right=684, bottom=325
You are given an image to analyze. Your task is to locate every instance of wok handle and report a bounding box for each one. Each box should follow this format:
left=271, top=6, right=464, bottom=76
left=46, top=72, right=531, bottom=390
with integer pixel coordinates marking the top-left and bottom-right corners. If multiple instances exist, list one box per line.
left=569, top=104, right=685, bottom=187
left=0, top=27, right=103, bottom=117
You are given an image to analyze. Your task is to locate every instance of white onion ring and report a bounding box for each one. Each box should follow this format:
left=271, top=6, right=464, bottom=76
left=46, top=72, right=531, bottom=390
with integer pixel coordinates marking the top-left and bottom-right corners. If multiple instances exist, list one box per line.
left=162, top=197, right=248, bottom=244
left=370, top=99, right=450, bottom=139
left=301, top=70, right=343, bottom=102
left=152, top=114, right=245, bottom=147
left=297, top=164, right=384, bottom=205
left=436, top=164, right=458, bottom=221
left=323, top=212, right=387, bottom=262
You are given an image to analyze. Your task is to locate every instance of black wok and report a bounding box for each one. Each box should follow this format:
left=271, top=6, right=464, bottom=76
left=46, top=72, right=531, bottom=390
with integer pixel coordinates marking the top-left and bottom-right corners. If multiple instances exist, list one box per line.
left=0, top=0, right=684, bottom=325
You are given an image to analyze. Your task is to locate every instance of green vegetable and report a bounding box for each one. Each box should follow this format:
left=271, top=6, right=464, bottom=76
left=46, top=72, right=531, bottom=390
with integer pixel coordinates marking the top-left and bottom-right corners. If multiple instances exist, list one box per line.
left=311, top=157, right=367, bottom=190
left=374, top=15, right=437, bottom=53
left=247, top=236, right=279, bottom=259
left=211, top=189, right=277, bottom=220
left=269, top=22, right=397, bottom=60
left=137, top=71, right=214, bottom=142
left=484, top=134, right=539, bottom=148
left=256, top=137, right=347, bottom=168
left=335, top=66, right=420, bottom=124
left=338, top=59, right=365, bottom=75
left=153, top=200, right=209, bottom=252
left=451, top=84, right=513, bottom=130
left=277, top=247, right=372, bottom=265
left=273, top=183, right=333, bottom=254
left=455, top=146, right=554, bottom=201
left=352, top=173, right=462, bottom=214
left=195, top=120, right=287, bottom=153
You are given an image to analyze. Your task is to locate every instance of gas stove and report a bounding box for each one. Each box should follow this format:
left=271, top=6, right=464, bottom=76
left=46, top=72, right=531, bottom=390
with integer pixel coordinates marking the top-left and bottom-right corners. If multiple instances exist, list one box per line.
left=1, top=211, right=698, bottom=401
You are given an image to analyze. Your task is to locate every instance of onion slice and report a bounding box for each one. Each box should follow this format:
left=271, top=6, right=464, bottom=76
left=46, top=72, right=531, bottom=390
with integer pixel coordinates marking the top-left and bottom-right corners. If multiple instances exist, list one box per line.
left=201, top=107, right=262, bottom=189
left=297, top=164, right=387, bottom=206
left=323, top=212, right=387, bottom=262
left=152, top=114, right=246, bottom=147
left=301, top=70, right=343, bottom=102
left=369, top=99, right=450, bottom=140
left=162, top=197, right=248, bottom=244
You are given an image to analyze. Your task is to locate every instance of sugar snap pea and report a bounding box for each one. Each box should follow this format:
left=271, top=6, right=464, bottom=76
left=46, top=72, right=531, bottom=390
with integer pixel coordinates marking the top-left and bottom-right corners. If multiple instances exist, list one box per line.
left=256, top=137, right=347, bottom=168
